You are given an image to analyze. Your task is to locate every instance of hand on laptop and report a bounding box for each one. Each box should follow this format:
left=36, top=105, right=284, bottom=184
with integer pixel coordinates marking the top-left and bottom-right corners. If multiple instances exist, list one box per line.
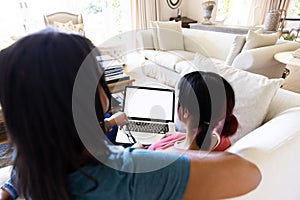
left=109, top=112, right=128, bottom=129
left=132, top=141, right=148, bottom=149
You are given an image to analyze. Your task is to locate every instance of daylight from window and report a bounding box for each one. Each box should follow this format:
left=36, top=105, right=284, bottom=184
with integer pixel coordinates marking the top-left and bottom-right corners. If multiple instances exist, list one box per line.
left=216, top=0, right=252, bottom=26
left=1, top=0, right=300, bottom=49
left=287, top=0, right=300, bottom=17
left=0, top=0, right=131, bottom=48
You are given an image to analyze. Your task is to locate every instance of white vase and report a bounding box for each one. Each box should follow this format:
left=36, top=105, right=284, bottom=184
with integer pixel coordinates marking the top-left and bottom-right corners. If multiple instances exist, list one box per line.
left=202, top=1, right=215, bottom=25
left=264, top=10, right=280, bottom=31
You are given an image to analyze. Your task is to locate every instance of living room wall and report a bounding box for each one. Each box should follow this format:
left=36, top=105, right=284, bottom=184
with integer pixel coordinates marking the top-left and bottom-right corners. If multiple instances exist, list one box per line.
left=159, top=1, right=185, bottom=20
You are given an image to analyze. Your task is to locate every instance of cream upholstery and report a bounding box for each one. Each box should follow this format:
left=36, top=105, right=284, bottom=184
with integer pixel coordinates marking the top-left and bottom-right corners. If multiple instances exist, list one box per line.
left=43, top=12, right=84, bottom=35
left=137, top=28, right=300, bottom=79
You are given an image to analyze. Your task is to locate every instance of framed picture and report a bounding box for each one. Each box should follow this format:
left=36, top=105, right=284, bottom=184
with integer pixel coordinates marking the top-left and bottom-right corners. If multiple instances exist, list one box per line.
left=166, top=0, right=182, bottom=9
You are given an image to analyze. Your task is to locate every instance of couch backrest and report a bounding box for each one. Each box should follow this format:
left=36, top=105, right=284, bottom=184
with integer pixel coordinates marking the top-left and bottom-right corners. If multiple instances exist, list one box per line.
left=182, top=28, right=237, bottom=60
left=137, top=28, right=238, bottom=61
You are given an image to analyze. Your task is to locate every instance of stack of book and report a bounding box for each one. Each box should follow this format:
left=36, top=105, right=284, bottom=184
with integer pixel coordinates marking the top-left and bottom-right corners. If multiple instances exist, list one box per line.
left=96, top=55, right=130, bottom=83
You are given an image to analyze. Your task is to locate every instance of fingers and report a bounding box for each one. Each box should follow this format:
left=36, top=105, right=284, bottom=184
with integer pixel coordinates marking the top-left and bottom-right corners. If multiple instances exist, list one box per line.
left=111, top=112, right=129, bottom=126
left=163, top=132, right=173, bottom=138
left=132, top=142, right=148, bottom=149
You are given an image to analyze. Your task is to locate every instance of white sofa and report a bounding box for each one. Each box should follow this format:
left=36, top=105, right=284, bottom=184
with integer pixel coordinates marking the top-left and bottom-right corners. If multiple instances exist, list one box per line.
left=128, top=52, right=300, bottom=198
left=225, top=88, right=300, bottom=199
left=136, top=25, right=300, bottom=199
left=138, top=27, right=300, bottom=84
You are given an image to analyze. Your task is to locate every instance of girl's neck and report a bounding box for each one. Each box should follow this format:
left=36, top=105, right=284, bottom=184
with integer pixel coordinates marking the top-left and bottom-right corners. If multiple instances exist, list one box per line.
left=187, top=127, right=200, bottom=150
left=175, top=127, right=199, bottom=150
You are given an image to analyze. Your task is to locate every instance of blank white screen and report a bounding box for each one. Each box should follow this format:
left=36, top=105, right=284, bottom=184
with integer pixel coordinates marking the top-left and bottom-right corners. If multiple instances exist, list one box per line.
left=124, top=87, right=174, bottom=121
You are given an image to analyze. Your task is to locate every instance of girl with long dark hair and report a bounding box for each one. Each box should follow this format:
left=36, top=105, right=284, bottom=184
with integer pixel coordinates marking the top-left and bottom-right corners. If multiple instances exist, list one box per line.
left=148, top=71, right=238, bottom=151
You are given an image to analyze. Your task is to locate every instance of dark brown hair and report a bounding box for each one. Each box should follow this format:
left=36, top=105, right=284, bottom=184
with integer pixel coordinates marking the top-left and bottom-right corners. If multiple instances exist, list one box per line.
left=0, top=29, right=111, bottom=200
left=177, top=71, right=238, bottom=150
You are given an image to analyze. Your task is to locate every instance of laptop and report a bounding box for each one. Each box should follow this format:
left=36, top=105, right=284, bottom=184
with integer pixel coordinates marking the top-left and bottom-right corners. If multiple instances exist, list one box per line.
left=115, top=86, right=175, bottom=145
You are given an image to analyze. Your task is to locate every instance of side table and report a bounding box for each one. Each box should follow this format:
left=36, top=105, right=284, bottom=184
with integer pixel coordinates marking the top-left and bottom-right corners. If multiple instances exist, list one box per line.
left=274, top=51, right=300, bottom=78
left=274, top=51, right=300, bottom=66
left=108, top=78, right=135, bottom=113
left=108, top=78, right=135, bottom=94
left=169, top=16, right=197, bottom=28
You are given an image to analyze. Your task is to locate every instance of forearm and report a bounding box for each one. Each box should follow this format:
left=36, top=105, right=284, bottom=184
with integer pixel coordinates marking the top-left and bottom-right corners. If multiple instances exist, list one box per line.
left=180, top=150, right=261, bottom=199
left=104, top=112, right=128, bottom=132
left=103, top=117, right=116, bottom=133
left=0, top=188, right=13, bottom=200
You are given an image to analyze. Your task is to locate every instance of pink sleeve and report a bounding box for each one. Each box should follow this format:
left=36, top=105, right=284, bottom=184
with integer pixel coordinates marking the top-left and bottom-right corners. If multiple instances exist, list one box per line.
left=148, top=132, right=186, bottom=150
left=213, top=136, right=231, bottom=151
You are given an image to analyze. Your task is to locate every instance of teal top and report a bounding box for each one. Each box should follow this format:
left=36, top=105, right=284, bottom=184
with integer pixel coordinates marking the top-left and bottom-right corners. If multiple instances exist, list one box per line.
left=68, top=147, right=190, bottom=200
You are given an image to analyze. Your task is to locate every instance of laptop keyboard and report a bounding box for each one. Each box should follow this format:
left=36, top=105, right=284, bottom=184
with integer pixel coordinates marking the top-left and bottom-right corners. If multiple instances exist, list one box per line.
left=128, top=121, right=169, bottom=134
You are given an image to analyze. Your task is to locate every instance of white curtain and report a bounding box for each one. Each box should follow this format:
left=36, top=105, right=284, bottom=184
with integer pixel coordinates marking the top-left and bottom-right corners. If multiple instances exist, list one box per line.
left=247, top=0, right=290, bottom=26
left=225, top=0, right=253, bottom=26
left=247, top=0, right=271, bottom=26
left=130, top=0, right=161, bottom=29
left=268, top=0, right=291, bottom=11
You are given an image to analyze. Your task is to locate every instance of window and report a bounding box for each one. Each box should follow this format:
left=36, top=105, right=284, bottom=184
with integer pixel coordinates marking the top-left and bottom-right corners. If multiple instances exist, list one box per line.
left=216, top=0, right=230, bottom=20
left=0, top=0, right=131, bottom=49
left=287, top=0, right=300, bottom=17
left=216, top=0, right=252, bottom=26
left=75, top=0, right=132, bottom=44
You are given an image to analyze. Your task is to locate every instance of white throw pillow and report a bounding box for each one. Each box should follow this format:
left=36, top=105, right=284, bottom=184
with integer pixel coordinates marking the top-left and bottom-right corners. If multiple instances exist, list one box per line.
left=150, top=21, right=160, bottom=50
left=225, top=35, right=246, bottom=65
left=137, top=30, right=155, bottom=50
left=192, top=53, right=284, bottom=143
left=242, top=29, right=279, bottom=51
left=156, top=21, right=184, bottom=51
left=193, top=52, right=220, bottom=73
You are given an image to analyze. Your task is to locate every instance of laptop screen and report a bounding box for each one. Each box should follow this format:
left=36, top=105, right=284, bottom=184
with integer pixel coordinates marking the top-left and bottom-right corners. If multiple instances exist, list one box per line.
left=123, top=86, right=175, bottom=122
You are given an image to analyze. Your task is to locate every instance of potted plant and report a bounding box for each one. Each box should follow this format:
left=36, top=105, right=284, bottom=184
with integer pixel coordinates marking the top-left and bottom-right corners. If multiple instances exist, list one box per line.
left=281, top=32, right=297, bottom=41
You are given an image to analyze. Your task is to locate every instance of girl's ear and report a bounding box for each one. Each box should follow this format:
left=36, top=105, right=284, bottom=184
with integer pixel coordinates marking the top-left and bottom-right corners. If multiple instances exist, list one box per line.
left=177, top=103, right=183, bottom=121
left=183, top=112, right=189, bottom=118
left=183, top=108, right=191, bottom=119
left=179, top=107, right=190, bottom=121
left=177, top=102, right=188, bottom=120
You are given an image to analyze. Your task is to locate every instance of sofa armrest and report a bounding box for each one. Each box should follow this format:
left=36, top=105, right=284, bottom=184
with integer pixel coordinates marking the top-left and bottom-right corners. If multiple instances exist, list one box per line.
left=264, top=88, right=300, bottom=122
left=226, top=107, right=300, bottom=200
left=232, top=41, right=300, bottom=78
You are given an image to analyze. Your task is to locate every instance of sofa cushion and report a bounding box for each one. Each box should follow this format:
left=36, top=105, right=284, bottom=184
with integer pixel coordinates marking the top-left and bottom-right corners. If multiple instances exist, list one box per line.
left=219, top=65, right=284, bottom=143
left=143, top=50, right=195, bottom=71
left=182, top=28, right=235, bottom=60
left=175, top=60, right=194, bottom=74
left=156, top=21, right=185, bottom=50
left=137, top=30, right=154, bottom=50
left=150, top=21, right=160, bottom=50
left=142, top=60, right=181, bottom=87
left=225, top=35, right=246, bottom=65
left=242, top=29, right=279, bottom=51
left=175, top=53, right=225, bottom=75
left=192, top=53, right=284, bottom=143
